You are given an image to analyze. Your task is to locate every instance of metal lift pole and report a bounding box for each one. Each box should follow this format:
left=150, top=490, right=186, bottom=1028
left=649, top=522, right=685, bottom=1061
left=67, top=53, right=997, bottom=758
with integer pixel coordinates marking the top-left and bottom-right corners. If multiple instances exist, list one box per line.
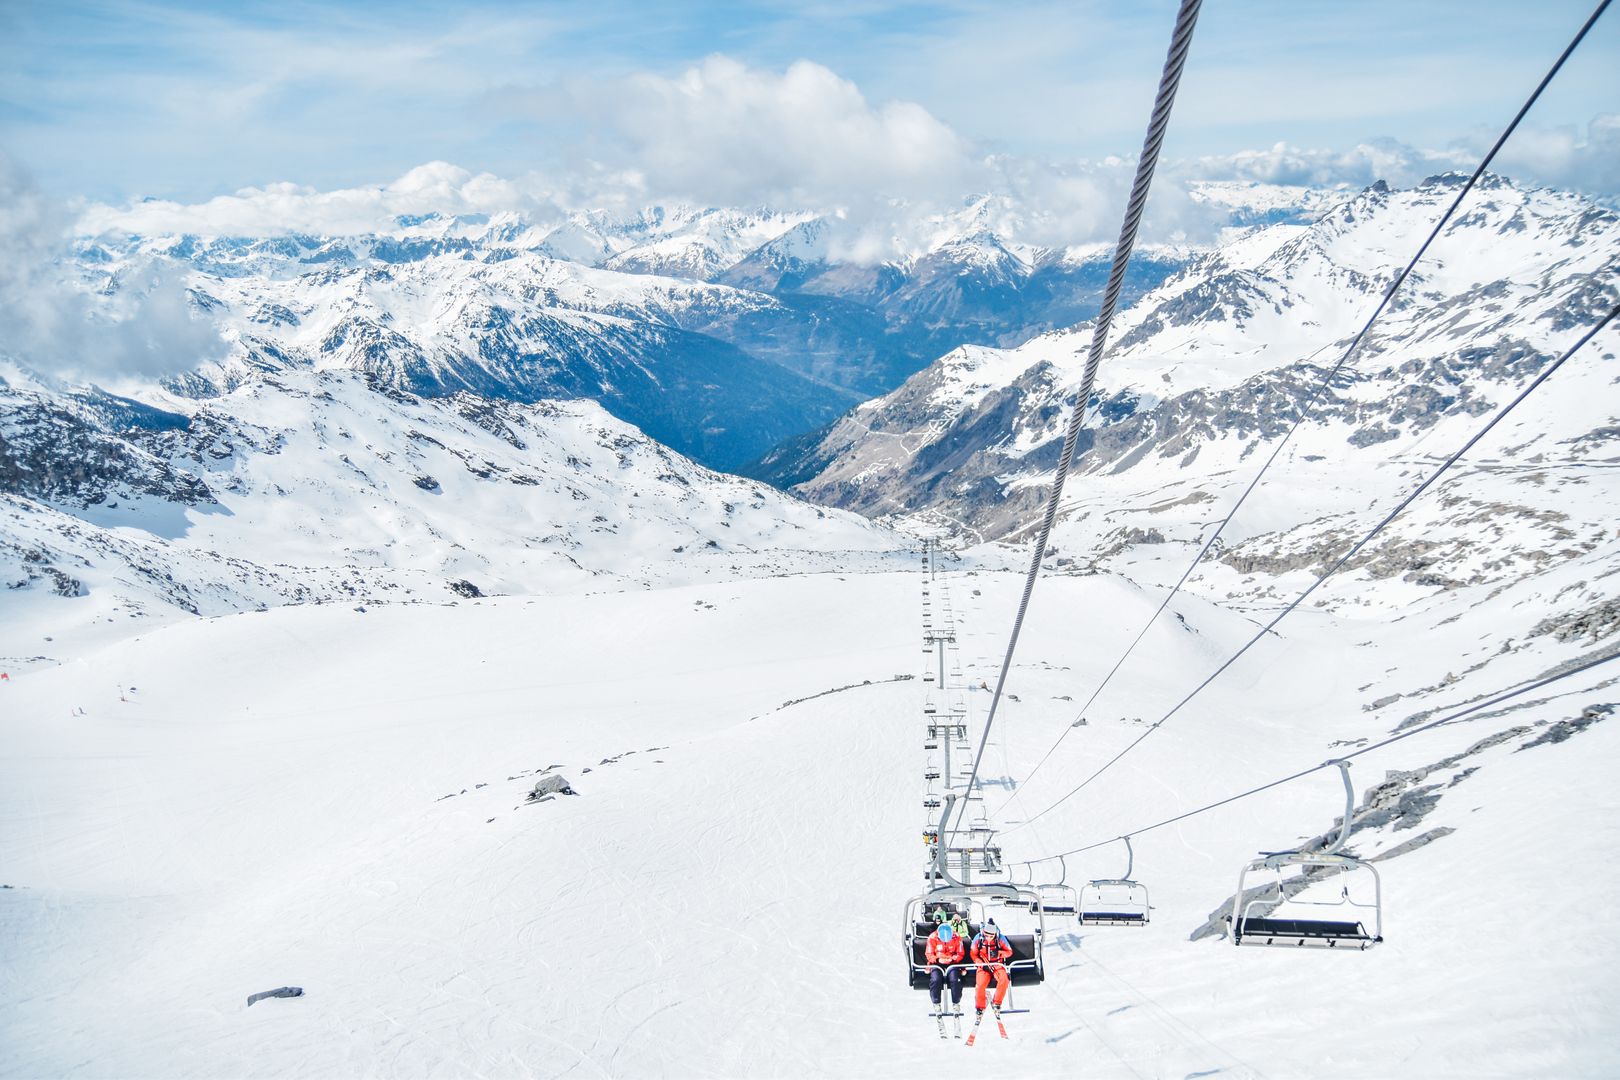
left=940, top=625, right=951, bottom=792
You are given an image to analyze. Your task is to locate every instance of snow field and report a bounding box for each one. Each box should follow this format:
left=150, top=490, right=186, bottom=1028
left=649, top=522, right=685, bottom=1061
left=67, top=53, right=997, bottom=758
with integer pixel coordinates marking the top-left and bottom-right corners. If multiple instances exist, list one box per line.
left=3, top=567, right=1617, bottom=1078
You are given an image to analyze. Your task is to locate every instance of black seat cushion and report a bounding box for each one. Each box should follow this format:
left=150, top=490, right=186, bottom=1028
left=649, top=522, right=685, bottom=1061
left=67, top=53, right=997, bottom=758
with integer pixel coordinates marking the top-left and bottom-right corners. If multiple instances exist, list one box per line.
left=1240, top=917, right=1367, bottom=939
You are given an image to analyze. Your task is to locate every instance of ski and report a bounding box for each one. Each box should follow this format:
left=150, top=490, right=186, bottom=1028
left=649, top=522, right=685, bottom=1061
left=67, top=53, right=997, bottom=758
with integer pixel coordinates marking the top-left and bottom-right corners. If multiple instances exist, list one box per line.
left=965, top=1009, right=985, bottom=1046
left=993, top=1003, right=1008, bottom=1040
left=934, top=1004, right=947, bottom=1039
left=953, top=1003, right=964, bottom=1039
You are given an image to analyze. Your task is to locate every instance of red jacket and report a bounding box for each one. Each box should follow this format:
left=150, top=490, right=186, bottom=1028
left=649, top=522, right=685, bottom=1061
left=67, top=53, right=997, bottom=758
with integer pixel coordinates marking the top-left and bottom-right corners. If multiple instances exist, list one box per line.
left=926, top=931, right=965, bottom=966
left=971, top=933, right=1013, bottom=966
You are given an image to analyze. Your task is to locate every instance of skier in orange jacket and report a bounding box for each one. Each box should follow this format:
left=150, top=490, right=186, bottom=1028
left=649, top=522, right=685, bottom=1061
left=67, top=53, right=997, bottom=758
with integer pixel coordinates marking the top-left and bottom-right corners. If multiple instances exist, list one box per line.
left=970, top=921, right=1013, bottom=1015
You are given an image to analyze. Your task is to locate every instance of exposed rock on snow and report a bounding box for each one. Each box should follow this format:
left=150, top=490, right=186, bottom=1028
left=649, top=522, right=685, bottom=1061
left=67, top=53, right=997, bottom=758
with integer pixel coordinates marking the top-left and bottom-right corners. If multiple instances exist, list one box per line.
left=529, top=774, right=577, bottom=800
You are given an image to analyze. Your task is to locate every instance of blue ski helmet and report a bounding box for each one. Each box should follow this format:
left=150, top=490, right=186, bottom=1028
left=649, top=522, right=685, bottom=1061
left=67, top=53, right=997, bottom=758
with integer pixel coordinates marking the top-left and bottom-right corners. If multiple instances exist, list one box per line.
left=938, top=923, right=955, bottom=941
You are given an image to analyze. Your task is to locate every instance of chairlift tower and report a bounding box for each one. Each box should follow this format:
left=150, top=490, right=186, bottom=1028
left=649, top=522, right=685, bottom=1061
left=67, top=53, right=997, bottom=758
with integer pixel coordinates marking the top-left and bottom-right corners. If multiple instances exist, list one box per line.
left=923, top=625, right=956, bottom=789
left=920, top=535, right=944, bottom=582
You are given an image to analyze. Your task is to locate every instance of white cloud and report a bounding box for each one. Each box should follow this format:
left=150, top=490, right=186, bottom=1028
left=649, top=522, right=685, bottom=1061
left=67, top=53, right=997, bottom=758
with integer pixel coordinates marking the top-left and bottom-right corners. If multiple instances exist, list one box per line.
left=73, top=59, right=1218, bottom=257
left=77, top=161, right=564, bottom=239
left=1487, top=114, right=1620, bottom=196
left=1184, top=117, right=1620, bottom=199
left=1187, top=140, right=1469, bottom=189
left=0, top=155, right=225, bottom=382
left=522, top=56, right=986, bottom=209
left=63, top=59, right=1619, bottom=262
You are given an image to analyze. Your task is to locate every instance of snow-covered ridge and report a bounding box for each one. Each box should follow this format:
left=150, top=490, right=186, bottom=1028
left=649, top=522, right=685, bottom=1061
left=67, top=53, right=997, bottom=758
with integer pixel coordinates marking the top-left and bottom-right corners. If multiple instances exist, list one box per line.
left=0, top=368, right=900, bottom=664
left=766, top=173, right=1620, bottom=610
left=65, top=195, right=1198, bottom=471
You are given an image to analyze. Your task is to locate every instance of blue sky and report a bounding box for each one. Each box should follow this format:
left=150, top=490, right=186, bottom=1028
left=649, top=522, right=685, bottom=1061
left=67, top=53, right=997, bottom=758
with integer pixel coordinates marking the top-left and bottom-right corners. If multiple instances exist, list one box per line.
left=1, top=0, right=1616, bottom=209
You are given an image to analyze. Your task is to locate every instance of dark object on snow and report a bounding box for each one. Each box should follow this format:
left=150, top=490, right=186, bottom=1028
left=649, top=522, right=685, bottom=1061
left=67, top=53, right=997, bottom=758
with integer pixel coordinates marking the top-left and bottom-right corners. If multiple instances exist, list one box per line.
left=413, top=475, right=441, bottom=492
left=528, top=774, right=576, bottom=800
left=246, top=986, right=303, bottom=1007
left=448, top=579, right=483, bottom=598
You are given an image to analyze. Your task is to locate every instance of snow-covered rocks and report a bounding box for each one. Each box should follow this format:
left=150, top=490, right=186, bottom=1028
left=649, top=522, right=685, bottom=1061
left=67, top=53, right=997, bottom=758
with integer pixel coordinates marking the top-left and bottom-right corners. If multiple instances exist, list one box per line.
left=767, top=174, right=1620, bottom=615
left=0, top=367, right=901, bottom=663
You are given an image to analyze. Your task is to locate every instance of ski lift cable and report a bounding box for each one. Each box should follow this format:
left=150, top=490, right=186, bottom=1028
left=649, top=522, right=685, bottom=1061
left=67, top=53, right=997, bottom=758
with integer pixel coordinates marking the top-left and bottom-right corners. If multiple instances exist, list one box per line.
left=942, top=0, right=1205, bottom=854
left=1001, top=300, right=1619, bottom=836
left=1009, top=643, right=1620, bottom=866
left=995, top=0, right=1616, bottom=817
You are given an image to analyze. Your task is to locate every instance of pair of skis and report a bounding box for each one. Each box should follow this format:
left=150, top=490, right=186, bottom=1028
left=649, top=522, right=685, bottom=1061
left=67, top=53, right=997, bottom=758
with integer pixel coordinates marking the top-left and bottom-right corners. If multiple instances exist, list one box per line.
left=963, top=1003, right=1007, bottom=1046
left=933, top=1002, right=1006, bottom=1044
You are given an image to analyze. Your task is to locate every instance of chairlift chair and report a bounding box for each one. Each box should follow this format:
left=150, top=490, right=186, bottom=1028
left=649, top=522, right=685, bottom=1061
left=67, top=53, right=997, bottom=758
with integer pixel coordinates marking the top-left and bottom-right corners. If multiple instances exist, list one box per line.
left=934, top=842, right=1003, bottom=879
left=1230, top=761, right=1383, bottom=950
left=903, top=885, right=1046, bottom=990
left=1019, top=857, right=1079, bottom=914
left=1077, top=837, right=1151, bottom=926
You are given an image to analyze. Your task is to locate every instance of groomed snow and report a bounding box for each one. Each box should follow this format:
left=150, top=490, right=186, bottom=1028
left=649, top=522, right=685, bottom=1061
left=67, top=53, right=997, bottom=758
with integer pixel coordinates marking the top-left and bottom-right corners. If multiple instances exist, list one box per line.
left=3, top=564, right=1616, bottom=1078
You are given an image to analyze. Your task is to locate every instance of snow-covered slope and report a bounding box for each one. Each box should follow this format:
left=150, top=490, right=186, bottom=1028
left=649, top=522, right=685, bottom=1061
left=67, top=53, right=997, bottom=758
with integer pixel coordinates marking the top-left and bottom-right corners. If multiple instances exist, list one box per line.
left=769, top=176, right=1620, bottom=593
left=0, top=368, right=899, bottom=667
left=2, top=558, right=1616, bottom=1077
left=174, top=252, right=867, bottom=471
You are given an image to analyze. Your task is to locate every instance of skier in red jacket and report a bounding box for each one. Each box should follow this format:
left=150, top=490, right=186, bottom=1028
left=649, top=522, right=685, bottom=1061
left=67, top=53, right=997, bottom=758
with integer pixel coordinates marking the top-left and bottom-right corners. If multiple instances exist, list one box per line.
left=970, top=921, right=1013, bottom=1015
left=925, top=920, right=966, bottom=1010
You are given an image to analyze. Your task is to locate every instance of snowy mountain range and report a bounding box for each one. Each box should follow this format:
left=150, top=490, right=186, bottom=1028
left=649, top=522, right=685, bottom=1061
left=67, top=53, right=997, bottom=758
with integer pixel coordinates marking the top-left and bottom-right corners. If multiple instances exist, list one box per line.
left=765, top=174, right=1619, bottom=608
left=74, top=196, right=1202, bottom=470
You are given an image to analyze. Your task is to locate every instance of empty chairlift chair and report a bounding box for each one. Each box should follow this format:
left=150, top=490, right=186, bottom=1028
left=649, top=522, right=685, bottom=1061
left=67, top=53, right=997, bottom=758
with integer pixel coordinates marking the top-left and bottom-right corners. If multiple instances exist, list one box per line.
left=1230, top=761, right=1383, bottom=950
left=1004, top=878, right=1079, bottom=916
left=1036, top=883, right=1079, bottom=915
left=1078, top=836, right=1151, bottom=926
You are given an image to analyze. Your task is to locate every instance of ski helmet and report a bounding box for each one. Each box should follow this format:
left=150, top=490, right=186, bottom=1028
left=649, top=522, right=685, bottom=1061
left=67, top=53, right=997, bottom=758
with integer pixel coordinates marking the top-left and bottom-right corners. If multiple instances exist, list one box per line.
left=938, top=923, right=955, bottom=941
left=983, top=922, right=1000, bottom=936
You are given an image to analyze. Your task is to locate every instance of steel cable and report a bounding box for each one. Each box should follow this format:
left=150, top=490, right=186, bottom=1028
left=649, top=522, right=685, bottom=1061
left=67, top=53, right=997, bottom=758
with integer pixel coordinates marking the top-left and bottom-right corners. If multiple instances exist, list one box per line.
left=996, top=0, right=1616, bottom=816
left=1010, top=644, right=1620, bottom=864
left=943, top=0, right=1205, bottom=852
left=1004, top=300, right=1619, bottom=837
